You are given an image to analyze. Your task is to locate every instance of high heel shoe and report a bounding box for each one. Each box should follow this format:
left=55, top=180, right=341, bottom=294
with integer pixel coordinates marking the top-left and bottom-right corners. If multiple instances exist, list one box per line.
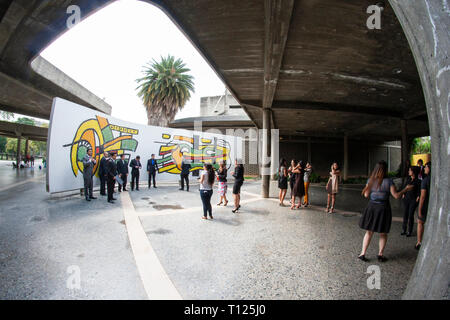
left=217, top=201, right=223, bottom=206
left=224, top=200, right=228, bottom=206
left=377, top=255, right=388, bottom=262
left=325, top=206, right=330, bottom=213
left=358, top=254, right=369, bottom=262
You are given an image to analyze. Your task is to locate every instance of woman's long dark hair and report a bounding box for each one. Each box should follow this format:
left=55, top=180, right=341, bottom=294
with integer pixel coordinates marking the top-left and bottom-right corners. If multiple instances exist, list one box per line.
left=279, top=158, right=287, bottom=173
left=205, top=164, right=215, bottom=185
left=362, top=160, right=387, bottom=195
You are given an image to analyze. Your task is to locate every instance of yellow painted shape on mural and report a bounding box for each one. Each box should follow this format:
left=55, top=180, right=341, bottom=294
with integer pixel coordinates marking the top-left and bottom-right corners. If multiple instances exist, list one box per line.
left=162, top=134, right=171, bottom=139
left=71, top=119, right=104, bottom=176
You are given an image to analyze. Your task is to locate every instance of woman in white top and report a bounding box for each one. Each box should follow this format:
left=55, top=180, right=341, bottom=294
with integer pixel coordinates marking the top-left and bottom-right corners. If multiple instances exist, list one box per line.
left=200, top=163, right=215, bottom=220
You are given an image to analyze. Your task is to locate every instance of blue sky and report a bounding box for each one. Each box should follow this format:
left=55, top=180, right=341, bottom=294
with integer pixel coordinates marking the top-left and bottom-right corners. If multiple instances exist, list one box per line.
left=41, top=0, right=225, bottom=124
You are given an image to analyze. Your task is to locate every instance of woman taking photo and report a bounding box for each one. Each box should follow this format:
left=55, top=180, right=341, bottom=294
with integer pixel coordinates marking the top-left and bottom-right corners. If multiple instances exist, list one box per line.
left=290, top=160, right=305, bottom=210
left=200, top=163, right=215, bottom=220
left=231, top=159, right=244, bottom=213
left=358, top=161, right=413, bottom=262
left=216, top=161, right=228, bottom=206
left=303, top=162, right=313, bottom=207
left=288, top=159, right=298, bottom=205
left=401, top=166, right=421, bottom=237
left=278, top=158, right=288, bottom=206
left=326, top=162, right=340, bottom=213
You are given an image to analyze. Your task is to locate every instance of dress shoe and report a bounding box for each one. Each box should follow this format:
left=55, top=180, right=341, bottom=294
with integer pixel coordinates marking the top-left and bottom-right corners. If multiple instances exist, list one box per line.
left=112, top=197, right=117, bottom=201
left=90, top=196, right=97, bottom=200
left=108, top=200, right=115, bottom=204
left=401, top=231, right=407, bottom=236
left=85, top=198, right=91, bottom=201
left=406, top=233, right=412, bottom=237
left=179, top=188, right=184, bottom=190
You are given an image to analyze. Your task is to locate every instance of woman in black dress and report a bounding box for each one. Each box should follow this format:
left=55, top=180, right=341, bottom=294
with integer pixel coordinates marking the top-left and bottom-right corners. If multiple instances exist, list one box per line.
left=278, top=158, right=288, bottom=206
left=401, top=166, right=421, bottom=237
left=358, top=161, right=413, bottom=262
left=231, top=159, right=244, bottom=213
left=288, top=159, right=297, bottom=205
left=290, top=160, right=305, bottom=210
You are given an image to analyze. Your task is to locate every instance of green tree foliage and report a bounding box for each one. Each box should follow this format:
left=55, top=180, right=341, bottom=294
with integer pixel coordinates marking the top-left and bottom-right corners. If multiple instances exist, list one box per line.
left=411, top=136, right=431, bottom=154
left=136, top=55, right=194, bottom=127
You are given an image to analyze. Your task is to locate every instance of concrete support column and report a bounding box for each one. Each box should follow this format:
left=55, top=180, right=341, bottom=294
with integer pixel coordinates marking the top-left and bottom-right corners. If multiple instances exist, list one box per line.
left=270, top=127, right=279, bottom=180
left=389, top=0, right=449, bottom=299
left=16, top=135, right=21, bottom=169
left=261, top=108, right=271, bottom=198
left=307, top=137, right=312, bottom=164
left=400, top=119, right=408, bottom=177
left=25, top=138, right=29, bottom=156
left=343, top=134, right=349, bottom=181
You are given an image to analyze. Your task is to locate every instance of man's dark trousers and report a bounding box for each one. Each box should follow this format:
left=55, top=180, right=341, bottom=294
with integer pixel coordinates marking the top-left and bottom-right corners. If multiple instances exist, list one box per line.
left=118, top=175, right=127, bottom=192
left=100, top=175, right=107, bottom=195
left=107, top=177, right=115, bottom=201
left=149, top=171, right=156, bottom=188
left=180, top=173, right=189, bottom=191
left=131, top=172, right=140, bottom=190
left=84, top=176, right=93, bottom=199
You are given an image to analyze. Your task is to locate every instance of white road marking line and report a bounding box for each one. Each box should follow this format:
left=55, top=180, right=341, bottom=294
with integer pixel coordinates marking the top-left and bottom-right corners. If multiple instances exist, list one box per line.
left=121, top=192, right=182, bottom=300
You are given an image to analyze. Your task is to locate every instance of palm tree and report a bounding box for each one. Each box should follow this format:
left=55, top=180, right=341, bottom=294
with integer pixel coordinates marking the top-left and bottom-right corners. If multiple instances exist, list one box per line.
left=136, top=55, right=195, bottom=127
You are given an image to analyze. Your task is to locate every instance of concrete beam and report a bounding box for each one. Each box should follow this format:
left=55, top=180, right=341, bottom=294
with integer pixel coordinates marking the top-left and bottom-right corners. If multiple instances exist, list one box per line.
left=262, top=0, right=294, bottom=109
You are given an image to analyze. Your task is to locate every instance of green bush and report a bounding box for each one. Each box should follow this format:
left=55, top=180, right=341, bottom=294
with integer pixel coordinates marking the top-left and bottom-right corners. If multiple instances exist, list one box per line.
left=309, top=172, right=321, bottom=183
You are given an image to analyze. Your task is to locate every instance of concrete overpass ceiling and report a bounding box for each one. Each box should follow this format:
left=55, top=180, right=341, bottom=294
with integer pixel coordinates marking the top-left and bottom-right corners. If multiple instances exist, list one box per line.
left=148, top=0, right=428, bottom=141
left=0, top=0, right=112, bottom=119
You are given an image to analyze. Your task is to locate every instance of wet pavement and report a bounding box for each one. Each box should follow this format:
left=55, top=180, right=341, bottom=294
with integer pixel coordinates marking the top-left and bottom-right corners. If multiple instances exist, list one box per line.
left=0, top=166, right=420, bottom=299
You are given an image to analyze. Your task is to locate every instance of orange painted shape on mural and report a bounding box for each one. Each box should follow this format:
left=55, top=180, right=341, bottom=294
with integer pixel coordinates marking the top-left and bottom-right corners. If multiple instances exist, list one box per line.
left=174, top=135, right=193, bottom=144
left=96, top=115, right=109, bottom=129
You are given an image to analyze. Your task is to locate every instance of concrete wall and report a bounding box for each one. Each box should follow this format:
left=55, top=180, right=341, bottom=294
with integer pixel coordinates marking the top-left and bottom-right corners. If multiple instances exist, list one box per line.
left=389, top=0, right=449, bottom=299
left=279, top=139, right=402, bottom=178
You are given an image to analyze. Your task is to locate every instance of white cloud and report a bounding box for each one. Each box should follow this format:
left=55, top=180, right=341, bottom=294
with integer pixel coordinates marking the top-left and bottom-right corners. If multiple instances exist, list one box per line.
left=41, top=0, right=225, bottom=124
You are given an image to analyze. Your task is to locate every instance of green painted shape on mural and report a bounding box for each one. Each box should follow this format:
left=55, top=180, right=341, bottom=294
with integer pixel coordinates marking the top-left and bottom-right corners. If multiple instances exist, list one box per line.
left=77, top=145, right=87, bottom=162
left=121, top=139, right=138, bottom=151
left=101, top=127, right=114, bottom=142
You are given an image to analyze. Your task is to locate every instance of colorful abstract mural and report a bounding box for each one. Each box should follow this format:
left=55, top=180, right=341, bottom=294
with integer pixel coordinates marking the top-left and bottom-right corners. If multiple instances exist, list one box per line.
left=156, top=133, right=231, bottom=174
left=63, top=115, right=139, bottom=177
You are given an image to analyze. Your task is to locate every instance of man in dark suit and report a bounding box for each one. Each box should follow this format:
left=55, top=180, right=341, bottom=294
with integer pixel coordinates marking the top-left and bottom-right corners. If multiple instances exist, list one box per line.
left=106, top=152, right=118, bottom=203
left=129, top=155, right=142, bottom=191
left=82, top=148, right=97, bottom=201
left=99, top=151, right=109, bottom=196
left=179, top=153, right=191, bottom=191
left=147, top=154, right=159, bottom=189
left=117, top=154, right=129, bottom=192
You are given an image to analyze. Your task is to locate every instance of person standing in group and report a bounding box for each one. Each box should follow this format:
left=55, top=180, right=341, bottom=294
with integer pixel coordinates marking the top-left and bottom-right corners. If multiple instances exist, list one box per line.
left=30, top=155, right=35, bottom=167
left=82, top=148, right=97, bottom=201
left=200, top=163, right=215, bottom=220
left=303, top=162, right=313, bottom=207
left=416, top=162, right=431, bottom=250
left=358, top=160, right=413, bottom=262
left=129, top=155, right=142, bottom=191
left=147, top=154, right=159, bottom=189
left=288, top=159, right=298, bottom=204
left=99, top=151, right=109, bottom=196
left=401, top=166, right=421, bottom=237
left=216, top=161, right=228, bottom=206
left=231, top=159, right=244, bottom=213
left=117, top=154, right=129, bottom=192
left=278, top=158, right=288, bottom=206
left=417, top=159, right=424, bottom=180
left=325, top=162, right=340, bottom=213
left=290, top=161, right=305, bottom=210
left=106, top=152, right=118, bottom=203
left=179, top=153, right=191, bottom=191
